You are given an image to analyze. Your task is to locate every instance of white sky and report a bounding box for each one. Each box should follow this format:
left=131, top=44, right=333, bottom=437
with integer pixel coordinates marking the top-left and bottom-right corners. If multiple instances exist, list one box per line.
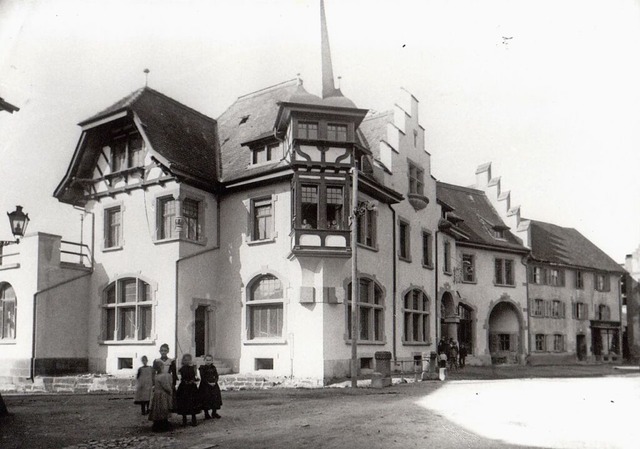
left=1, top=0, right=639, bottom=262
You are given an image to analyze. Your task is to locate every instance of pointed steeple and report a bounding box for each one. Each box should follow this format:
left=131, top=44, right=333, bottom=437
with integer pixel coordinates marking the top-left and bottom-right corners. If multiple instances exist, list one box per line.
left=320, top=0, right=337, bottom=98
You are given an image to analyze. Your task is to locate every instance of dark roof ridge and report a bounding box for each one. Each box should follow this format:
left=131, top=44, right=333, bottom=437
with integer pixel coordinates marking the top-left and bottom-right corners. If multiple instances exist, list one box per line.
left=236, top=79, right=298, bottom=101
left=437, top=181, right=485, bottom=195
left=143, top=87, right=216, bottom=123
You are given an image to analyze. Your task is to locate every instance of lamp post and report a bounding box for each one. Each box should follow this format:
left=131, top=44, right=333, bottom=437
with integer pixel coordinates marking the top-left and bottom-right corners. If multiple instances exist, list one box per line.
left=1, top=205, right=30, bottom=247
left=350, top=166, right=375, bottom=388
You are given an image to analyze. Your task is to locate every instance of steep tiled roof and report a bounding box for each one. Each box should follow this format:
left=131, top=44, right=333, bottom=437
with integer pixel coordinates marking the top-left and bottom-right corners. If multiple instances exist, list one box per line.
left=80, top=87, right=219, bottom=184
left=529, top=220, right=623, bottom=273
left=216, top=80, right=301, bottom=182
left=436, top=182, right=528, bottom=252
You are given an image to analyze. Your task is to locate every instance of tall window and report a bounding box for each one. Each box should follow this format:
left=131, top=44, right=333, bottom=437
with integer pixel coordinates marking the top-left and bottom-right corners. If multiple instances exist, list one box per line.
left=247, top=275, right=283, bottom=339
left=403, top=289, right=430, bottom=343
left=158, top=197, right=176, bottom=240
left=357, top=207, right=376, bottom=247
left=408, top=162, right=424, bottom=196
left=251, top=197, right=273, bottom=241
left=327, top=124, right=347, bottom=141
left=0, top=283, right=16, bottom=340
left=495, top=258, right=514, bottom=286
left=110, top=131, right=144, bottom=172
left=347, top=278, right=384, bottom=342
left=422, top=231, right=433, bottom=267
left=103, top=278, right=153, bottom=341
left=535, top=334, right=545, bottom=351
left=300, top=185, right=318, bottom=229
left=443, top=241, right=452, bottom=273
left=595, top=273, right=610, bottom=292
left=398, top=220, right=410, bottom=260
left=575, top=270, right=584, bottom=289
left=326, top=187, right=344, bottom=229
left=104, top=206, right=122, bottom=249
left=548, top=269, right=564, bottom=287
left=553, top=334, right=564, bottom=352
left=498, top=334, right=511, bottom=351
left=574, top=302, right=587, bottom=320
left=531, top=266, right=545, bottom=284
left=551, top=300, right=564, bottom=318
left=462, top=254, right=475, bottom=282
left=298, top=121, right=318, bottom=140
left=182, top=198, right=200, bottom=241
left=532, top=298, right=545, bottom=317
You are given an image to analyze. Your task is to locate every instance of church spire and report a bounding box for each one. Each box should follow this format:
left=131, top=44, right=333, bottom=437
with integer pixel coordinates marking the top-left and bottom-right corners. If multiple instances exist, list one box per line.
left=320, top=0, right=337, bottom=98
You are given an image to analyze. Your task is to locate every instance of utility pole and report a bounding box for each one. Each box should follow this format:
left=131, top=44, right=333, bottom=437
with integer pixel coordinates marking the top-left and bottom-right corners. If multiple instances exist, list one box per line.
left=350, top=164, right=359, bottom=388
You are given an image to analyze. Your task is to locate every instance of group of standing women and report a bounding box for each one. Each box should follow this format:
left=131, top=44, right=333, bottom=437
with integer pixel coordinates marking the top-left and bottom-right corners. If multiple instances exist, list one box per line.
left=134, top=343, right=223, bottom=432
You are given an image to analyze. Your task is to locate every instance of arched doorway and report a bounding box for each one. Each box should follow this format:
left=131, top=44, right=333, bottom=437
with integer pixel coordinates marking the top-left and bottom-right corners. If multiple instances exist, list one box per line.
left=457, top=303, right=473, bottom=355
left=488, top=301, right=521, bottom=364
left=440, top=291, right=457, bottom=341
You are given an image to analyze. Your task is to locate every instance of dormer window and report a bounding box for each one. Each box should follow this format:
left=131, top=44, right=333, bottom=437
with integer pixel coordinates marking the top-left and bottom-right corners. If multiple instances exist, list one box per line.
left=298, top=121, right=318, bottom=140
left=327, top=124, right=347, bottom=142
left=110, top=131, right=144, bottom=173
left=252, top=143, right=281, bottom=165
left=493, top=228, right=505, bottom=239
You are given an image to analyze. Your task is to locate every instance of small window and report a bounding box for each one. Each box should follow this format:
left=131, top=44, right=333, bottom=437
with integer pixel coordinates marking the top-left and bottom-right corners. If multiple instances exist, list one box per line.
left=251, top=197, right=273, bottom=241
left=357, top=206, right=376, bottom=248
left=252, top=143, right=280, bottom=165
left=462, top=254, right=475, bottom=283
left=492, top=228, right=505, bottom=239
left=531, top=266, right=545, bottom=284
left=498, top=334, right=511, bottom=351
left=327, top=124, right=347, bottom=142
left=104, top=206, right=122, bottom=249
left=298, top=121, right=318, bottom=140
left=575, top=270, right=584, bottom=289
left=255, top=358, right=274, bottom=370
left=360, top=357, right=373, bottom=370
left=495, top=258, right=514, bottom=286
left=239, top=115, right=250, bottom=125
left=118, top=358, right=133, bottom=370
left=421, top=231, right=433, bottom=267
left=398, top=220, right=410, bottom=261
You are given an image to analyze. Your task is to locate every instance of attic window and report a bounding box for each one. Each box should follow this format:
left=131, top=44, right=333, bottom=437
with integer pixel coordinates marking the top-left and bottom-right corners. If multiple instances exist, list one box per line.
left=239, top=115, right=250, bottom=125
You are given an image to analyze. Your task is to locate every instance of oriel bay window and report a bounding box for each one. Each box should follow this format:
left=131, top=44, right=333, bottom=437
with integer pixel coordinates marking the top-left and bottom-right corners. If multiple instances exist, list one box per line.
left=247, top=275, right=284, bottom=340
left=182, top=198, right=200, bottom=241
left=158, top=197, right=176, bottom=240
left=102, top=278, right=154, bottom=342
left=347, top=278, right=384, bottom=343
left=297, top=182, right=346, bottom=230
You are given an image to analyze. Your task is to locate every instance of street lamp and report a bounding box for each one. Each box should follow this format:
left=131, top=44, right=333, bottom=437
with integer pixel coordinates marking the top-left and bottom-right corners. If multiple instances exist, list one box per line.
left=1, top=205, right=30, bottom=246
left=350, top=165, right=376, bottom=388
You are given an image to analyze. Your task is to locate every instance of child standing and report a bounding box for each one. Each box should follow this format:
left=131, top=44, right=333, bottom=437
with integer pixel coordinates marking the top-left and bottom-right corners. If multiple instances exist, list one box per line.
left=176, top=353, right=200, bottom=427
left=134, top=355, right=154, bottom=415
left=148, top=360, right=173, bottom=432
left=198, top=354, right=222, bottom=419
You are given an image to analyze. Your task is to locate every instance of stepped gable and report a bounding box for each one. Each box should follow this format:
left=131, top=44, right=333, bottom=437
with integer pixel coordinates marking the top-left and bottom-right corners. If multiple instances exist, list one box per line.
left=358, top=111, right=393, bottom=162
left=216, top=79, right=301, bottom=183
left=436, top=181, right=528, bottom=252
left=529, top=220, right=624, bottom=273
left=79, top=87, right=220, bottom=185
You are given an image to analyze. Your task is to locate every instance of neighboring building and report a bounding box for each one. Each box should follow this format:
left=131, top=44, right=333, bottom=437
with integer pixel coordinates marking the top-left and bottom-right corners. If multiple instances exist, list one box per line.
left=436, top=182, right=529, bottom=365
left=476, top=163, right=625, bottom=364
left=623, top=249, right=640, bottom=362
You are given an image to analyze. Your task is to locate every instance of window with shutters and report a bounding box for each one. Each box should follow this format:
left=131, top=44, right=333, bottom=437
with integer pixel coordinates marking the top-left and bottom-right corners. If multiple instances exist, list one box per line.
left=573, top=302, right=587, bottom=320
left=595, top=273, right=610, bottom=292
left=575, top=270, right=584, bottom=289
left=531, top=298, right=545, bottom=317
left=553, top=334, right=564, bottom=352
left=548, top=269, right=564, bottom=287
left=551, top=300, right=565, bottom=318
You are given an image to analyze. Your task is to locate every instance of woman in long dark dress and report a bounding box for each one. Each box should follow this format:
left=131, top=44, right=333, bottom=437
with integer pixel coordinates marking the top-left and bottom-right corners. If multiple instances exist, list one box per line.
left=176, top=353, right=200, bottom=426
left=198, top=354, right=222, bottom=419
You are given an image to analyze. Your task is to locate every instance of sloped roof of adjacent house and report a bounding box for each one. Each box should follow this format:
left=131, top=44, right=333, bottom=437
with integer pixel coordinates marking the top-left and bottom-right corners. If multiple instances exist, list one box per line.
left=83, top=87, right=220, bottom=183
left=528, top=220, right=624, bottom=273
left=436, top=182, right=528, bottom=253
left=357, top=111, right=392, bottom=165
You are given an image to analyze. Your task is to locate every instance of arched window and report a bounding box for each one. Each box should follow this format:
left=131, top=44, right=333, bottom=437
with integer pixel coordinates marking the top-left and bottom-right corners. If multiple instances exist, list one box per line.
left=347, top=278, right=384, bottom=342
left=102, top=278, right=153, bottom=341
left=247, top=275, right=283, bottom=339
left=0, top=283, right=16, bottom=340
left=403, top=289, right=430, bottom=343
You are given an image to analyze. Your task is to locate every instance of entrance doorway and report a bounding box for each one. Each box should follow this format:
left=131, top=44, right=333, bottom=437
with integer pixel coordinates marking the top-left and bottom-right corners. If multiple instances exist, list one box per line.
left=195, top=305, right=209, bottom=358
left=576, top=334, right=587, bottom=361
